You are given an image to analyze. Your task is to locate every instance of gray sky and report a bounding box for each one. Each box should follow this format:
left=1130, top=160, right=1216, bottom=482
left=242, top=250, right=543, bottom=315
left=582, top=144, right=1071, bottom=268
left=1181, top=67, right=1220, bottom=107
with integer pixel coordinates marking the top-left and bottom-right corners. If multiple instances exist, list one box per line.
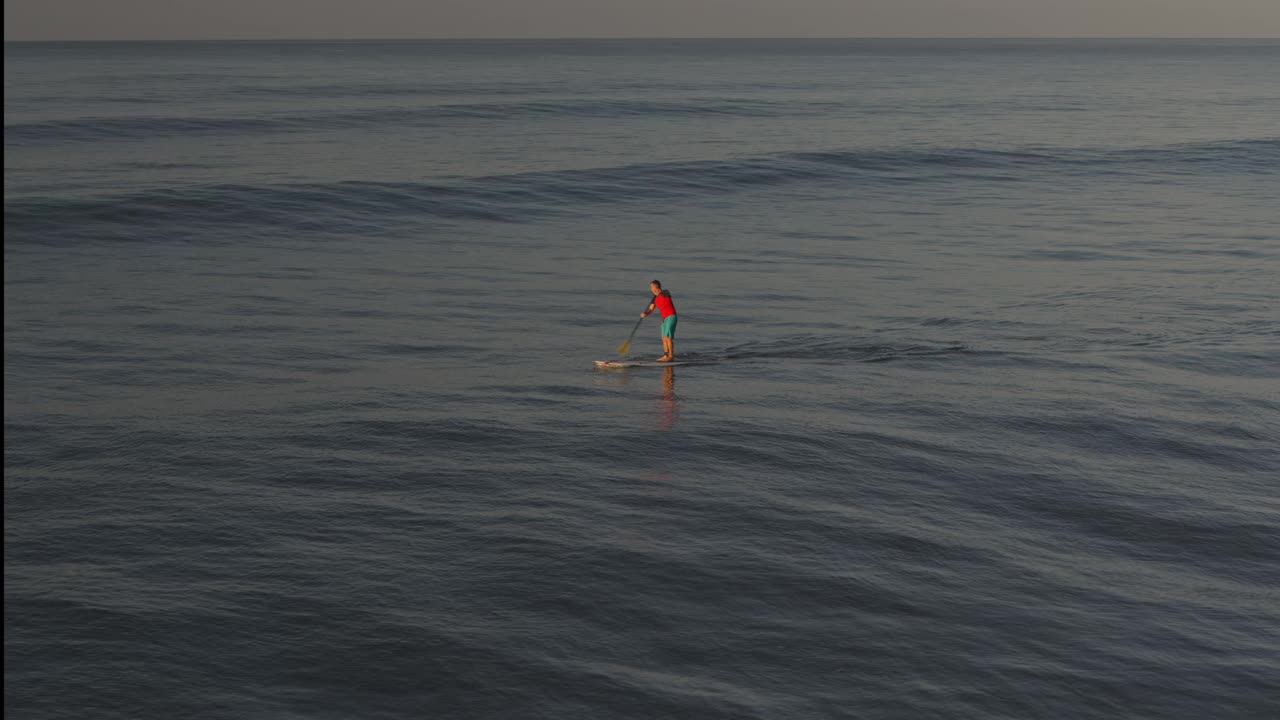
left=6, top=0, right=1280, bottom=41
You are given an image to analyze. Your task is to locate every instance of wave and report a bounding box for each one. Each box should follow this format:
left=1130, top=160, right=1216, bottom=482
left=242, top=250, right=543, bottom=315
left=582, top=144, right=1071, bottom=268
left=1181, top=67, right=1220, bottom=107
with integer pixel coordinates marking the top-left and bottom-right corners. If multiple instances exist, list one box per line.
left=6, top=139, right=1276, bottom=244
left=3, top=98, right=831, bottom=145
left=715, top=335, right=969, bottom=363
left=9, top=79, right=869, bottom=110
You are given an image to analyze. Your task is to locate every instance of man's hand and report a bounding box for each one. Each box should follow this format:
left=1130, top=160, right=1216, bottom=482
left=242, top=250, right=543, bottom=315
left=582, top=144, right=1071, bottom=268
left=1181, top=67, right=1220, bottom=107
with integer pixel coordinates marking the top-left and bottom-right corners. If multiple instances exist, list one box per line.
left=640, top=312, right=648, bottom=318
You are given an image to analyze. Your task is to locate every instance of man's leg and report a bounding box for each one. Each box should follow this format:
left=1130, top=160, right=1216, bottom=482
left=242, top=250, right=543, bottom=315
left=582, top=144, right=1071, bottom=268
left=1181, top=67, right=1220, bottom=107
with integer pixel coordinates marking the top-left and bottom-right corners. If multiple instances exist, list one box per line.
left=658, top=315, right=675, bottom=360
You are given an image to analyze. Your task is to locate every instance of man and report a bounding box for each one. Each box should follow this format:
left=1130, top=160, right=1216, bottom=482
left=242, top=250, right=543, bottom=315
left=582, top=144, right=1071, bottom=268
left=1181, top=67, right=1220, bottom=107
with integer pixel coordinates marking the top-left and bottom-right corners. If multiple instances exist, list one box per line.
left=641, top=279, right=678, bottom=362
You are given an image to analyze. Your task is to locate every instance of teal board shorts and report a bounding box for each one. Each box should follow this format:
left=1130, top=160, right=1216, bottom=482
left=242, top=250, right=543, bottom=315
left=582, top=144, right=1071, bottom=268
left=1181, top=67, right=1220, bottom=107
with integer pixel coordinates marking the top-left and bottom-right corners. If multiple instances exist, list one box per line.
left=661, top=314, right=678, bottom=338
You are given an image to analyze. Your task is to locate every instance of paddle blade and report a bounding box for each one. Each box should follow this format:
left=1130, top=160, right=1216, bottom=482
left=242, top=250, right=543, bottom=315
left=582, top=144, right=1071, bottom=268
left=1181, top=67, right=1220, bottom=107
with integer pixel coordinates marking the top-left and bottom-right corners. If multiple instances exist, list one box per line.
left=616, top=339, right=631, bottom=355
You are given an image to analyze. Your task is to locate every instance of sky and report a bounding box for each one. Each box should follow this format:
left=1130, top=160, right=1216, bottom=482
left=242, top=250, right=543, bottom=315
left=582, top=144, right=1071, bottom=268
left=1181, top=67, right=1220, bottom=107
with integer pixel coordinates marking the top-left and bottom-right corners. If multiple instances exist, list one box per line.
left=5, top=0, right=1280, bottom=41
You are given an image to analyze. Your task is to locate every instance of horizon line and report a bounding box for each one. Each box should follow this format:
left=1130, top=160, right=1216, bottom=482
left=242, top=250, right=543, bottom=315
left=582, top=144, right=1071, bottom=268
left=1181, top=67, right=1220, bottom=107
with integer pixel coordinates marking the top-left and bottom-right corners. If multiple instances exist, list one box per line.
left=6, top=35, right=1280, bottom=43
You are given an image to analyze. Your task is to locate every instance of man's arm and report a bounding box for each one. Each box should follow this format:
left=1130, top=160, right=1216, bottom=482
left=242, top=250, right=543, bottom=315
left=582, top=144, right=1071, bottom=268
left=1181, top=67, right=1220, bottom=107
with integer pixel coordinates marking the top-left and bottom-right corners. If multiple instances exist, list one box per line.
left=641, top=301, right=656, bottom=317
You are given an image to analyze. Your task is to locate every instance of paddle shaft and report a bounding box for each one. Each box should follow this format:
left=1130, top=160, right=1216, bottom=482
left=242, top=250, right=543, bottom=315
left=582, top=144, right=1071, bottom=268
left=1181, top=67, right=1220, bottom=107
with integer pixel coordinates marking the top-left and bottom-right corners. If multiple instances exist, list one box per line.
left=617, top=316, right=645, bottom=354
left=627, top=315, right=645, bottom=341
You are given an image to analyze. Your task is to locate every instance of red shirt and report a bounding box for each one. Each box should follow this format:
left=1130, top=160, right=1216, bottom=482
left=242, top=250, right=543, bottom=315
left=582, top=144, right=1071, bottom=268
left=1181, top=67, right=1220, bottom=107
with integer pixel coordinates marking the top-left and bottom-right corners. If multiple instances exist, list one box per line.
left=652, top=291, right=676, bottom=318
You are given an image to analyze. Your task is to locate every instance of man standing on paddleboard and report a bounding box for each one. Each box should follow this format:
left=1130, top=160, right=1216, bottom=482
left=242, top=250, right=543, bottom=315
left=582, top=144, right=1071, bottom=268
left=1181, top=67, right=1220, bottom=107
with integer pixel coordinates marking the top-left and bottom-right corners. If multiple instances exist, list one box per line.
left=641, top=279, right=678, bottom=362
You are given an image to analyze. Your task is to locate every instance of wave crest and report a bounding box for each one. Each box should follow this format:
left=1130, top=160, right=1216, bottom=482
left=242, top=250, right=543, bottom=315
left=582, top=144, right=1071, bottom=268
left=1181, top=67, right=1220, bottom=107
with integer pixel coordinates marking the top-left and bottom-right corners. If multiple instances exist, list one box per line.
left=6, top=139, right=1275, bottom=244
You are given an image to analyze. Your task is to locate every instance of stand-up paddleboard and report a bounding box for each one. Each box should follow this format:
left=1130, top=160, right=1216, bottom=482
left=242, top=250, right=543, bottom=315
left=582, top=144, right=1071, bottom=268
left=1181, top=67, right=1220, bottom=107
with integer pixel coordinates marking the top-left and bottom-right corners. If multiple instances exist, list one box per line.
left=594, top=359, right=693, bottom=368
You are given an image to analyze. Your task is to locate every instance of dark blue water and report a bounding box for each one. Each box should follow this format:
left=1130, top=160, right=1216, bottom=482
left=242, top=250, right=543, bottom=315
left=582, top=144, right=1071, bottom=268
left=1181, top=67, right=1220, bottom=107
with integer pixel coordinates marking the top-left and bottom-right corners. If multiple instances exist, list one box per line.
left=5, top=39, right=1280, bottom=720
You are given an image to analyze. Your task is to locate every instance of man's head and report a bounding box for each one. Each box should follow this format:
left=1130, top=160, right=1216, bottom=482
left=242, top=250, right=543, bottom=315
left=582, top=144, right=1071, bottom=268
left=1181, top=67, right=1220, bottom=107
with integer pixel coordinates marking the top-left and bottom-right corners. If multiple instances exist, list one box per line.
left=650, top=280, right=662, bottom=295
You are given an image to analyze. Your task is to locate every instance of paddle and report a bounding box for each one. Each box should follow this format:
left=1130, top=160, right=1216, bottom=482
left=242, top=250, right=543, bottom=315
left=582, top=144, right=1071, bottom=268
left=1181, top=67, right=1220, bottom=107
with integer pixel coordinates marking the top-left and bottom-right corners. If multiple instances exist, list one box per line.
left=616, top=316, right=645, bottom=356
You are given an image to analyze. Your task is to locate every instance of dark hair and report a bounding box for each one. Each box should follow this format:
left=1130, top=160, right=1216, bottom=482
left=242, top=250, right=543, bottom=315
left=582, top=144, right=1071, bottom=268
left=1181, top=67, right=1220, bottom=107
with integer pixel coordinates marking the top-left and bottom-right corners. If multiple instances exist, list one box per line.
left=650, top=279, right=662, bottom=288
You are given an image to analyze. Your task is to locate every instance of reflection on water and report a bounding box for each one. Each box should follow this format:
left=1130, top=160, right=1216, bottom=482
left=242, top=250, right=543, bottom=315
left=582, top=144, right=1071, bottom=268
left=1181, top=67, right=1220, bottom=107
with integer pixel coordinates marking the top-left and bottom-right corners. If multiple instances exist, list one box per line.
left=658, top=366, right=679, bottom=432
left=590, top=365, right=679, bottom=430
left=647, top=368, right=680, bottom=483
left=591, top=368, right=632, bottom=387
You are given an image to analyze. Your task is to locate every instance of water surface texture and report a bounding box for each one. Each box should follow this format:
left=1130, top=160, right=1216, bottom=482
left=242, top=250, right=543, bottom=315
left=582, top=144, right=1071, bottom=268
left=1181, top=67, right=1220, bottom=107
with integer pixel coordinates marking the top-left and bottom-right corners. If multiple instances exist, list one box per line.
left=5, top=39, right=1280, bottom=720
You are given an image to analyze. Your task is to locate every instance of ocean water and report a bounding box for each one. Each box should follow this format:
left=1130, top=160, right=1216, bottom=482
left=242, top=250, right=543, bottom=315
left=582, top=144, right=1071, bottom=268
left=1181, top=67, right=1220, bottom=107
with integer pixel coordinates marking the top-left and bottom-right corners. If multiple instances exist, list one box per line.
left=4, top=39, right=1279, bottom=720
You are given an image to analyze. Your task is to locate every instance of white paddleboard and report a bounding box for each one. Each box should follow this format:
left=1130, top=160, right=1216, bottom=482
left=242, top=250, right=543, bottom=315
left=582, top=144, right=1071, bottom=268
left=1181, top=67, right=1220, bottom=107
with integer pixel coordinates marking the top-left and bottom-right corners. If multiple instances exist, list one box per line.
left=594, top=359, right=691, bottom=368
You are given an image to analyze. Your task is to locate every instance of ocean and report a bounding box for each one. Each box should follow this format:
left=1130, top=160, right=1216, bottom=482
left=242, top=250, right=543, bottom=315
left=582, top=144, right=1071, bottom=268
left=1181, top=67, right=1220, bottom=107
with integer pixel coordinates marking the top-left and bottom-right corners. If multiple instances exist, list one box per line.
left=4, top=39, right=1279, bottom=719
